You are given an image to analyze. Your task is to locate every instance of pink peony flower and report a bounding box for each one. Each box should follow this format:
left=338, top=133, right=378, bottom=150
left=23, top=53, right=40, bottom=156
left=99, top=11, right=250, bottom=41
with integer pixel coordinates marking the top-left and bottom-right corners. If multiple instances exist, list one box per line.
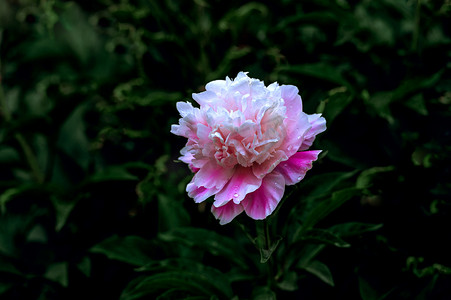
left=171, top=72, right=326, bottom=225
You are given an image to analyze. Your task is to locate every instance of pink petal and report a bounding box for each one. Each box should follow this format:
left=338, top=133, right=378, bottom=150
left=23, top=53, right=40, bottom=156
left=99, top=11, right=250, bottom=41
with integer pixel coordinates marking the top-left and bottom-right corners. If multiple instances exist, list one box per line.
left=241, top=171, right=285, bottom=220
left=205, top=80, right=227, bottom=93
left=252, top=150, right=288, bottom=179
left=178, top=150, right=200, bottom=173
left=193, top=161, right=234, bottom=190
left=275, top=150, right=321, bottom=185
left=213, top=166, right=262, bottom=207
left=281, top=85, right=302, bottom=120
left=176, top=101, right=195, bottom=117
left=281, top=112, right=311, bottom=157
left=299, top=114, right=327, bottom=151
left=187, top=182, right=218, bottom=203
left=211, top=201, right=244, bottom=225
left=192, top=91, right=218, bottom=107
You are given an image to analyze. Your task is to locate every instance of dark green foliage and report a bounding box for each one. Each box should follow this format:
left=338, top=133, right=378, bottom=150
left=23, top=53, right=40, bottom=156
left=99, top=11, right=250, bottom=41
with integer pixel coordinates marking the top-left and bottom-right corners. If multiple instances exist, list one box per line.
left=1, top=0, right=450, bottom=299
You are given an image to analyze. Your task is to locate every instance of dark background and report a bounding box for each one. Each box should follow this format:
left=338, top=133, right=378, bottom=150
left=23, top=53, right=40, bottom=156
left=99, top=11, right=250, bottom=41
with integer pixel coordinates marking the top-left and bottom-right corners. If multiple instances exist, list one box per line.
left=0, top=0, right=450, bottom=299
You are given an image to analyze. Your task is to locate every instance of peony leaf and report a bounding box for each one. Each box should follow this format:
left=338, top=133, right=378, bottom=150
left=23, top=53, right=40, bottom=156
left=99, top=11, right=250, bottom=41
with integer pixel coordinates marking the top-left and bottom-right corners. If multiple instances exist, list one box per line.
left=329, top=222, right=383, bottom=238
left=76, top=256, right=91, bottom=278
left=404, top=94, right=428, bottom=116
left=85, top=165, right=139, bottom=183
left=301, top=228, right=351, bottom=248
left=302, top=260, right=334, bottom=287
left=159, top=227, right=249, bottom=267
left=358, top=276, right=394, bottom=300
left=295, top=187, right=362, bottom=240
left=0, top=254, right=21, bottom=275
left=57, top=102, right=91, bottom=172
left=277, top=63, right=350, bottom=88
left=276, top=271, right=298, bottom=291
left=90, top=235, right=157, bottom=267
left=157, top=194, right=190, bottom=232
left=318, top=87, right=354, bottom=126
left=252, top=286, right=277, bottom=300
left=120, top=263, right=234, bottom=300
left=298, top=170, right=358, bottom=203
left=51, top=196, right=78, bottom=232
left=356, top=166, right=395, bottom=189
left=44, top=262, right=69, bottom=287
left=259, top=236, right=283, bottom=263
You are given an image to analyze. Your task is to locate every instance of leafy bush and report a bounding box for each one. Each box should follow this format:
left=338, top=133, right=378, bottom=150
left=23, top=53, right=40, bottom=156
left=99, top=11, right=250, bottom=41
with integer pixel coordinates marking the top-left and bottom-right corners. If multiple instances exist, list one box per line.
left=0, top=0, right=450, bottom=299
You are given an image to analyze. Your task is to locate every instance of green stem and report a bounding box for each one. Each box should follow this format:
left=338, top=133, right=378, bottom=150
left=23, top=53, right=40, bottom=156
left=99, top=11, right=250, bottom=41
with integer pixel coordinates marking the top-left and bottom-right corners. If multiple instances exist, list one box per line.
left=261, top=219, right=275, bottom=288
left=263, top=219, right=271, bottom=252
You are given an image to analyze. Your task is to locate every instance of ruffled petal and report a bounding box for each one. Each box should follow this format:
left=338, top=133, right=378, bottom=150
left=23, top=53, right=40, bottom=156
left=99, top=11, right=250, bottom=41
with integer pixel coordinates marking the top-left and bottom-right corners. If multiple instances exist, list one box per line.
left=252, top=150, right=288, bottom=179
left=193, top=161, right=234, bottom=189
left=192, top=91, right=218, bottom=107
left=275, top=150, right=321, bottom=185
left=211, top=201, right=244, bottom=225
left=187, top=182, right=218, bottom=203
left=241, top=171, right=285, bottom=220
left=299, top=114, right=327, bottom=151
left=176, top=101, right=195, bottom=117
left=213, top=166, right=262, bottom=207
left=205, top=80, right=227, bottom=93
left=280, top=85, right=302, bottom=120
left=281, top=112, right=311, bottom=157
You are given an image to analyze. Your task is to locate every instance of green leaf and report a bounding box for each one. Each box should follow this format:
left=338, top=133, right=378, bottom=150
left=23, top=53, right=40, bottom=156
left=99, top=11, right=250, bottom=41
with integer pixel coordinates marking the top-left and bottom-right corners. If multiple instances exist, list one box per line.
left=113, top=78, right=183, bottom=107
left=277, top=63, right=350, bottom=87
left=0, top=184, right=37, bottom=214
left=0, top=146, right=20, bottom=165
left=301, top=228, right=351, bottom=248
left=76, top=256, right=91, bottom=277
left=251, top=286, right=277, bottom=300
left=318, top=87, right=354, bottom=125
left=51, top=196, right=78, bottom=232
left=391, top=71, right=444, bottom=103
left=329, top=222, right=383, bottom=238
left=296, top=187, right=362, bottom=239
left=156, top=288, right=207, bottom=300
left=218, top=2, right=268, bottom=31
left=358, top=276, right=394, bottom=300
left=120, top=264, right=233, bottom=300
left=57, top=102, right=91, bottom=171
left=302, top=260, right=334, bottom=287
left=365, top=91, right=395, bottom=124
left=86, top=165, right=139, bottom=183
left=0, top=254, right=21, bottom=275
left=298, top=170, right=358, bottom=202
left=275, top=11, right=339, bottom=30
left=286, top=243, right=326, bottom=277
left=259, top=236, right=282, bottom=264
left=90, top=235, right=156, bottom=266
left=157, top=194, right=190, bottom=232
left=44, top=262, right=68, bottom=287
left=159, top=227, right=248, bottom=267
left=404, top=94, right=428, bottom=116
left=276, top=271, right=298, bottom=292
left=356, top=166, right=395, bottom=189
left=0, top=283, right=13, bottom=295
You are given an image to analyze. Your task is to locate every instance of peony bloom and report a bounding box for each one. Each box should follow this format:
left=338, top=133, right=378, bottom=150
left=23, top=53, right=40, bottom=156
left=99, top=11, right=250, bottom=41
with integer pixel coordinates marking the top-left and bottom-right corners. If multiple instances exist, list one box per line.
left=171, top=72, right=326, bottom=225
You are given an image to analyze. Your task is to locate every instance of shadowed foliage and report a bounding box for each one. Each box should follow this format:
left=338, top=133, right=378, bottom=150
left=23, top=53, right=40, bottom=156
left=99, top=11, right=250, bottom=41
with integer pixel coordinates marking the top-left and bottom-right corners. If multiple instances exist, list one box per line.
left=0, top=0, right=450, bottom=299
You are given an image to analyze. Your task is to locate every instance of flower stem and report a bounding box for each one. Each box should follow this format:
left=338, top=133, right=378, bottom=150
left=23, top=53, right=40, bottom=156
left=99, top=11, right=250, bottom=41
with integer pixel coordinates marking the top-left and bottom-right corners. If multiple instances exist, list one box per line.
left=263, top=218, right=271, bottom=253
left=259, top=219, right=274, bottom=288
